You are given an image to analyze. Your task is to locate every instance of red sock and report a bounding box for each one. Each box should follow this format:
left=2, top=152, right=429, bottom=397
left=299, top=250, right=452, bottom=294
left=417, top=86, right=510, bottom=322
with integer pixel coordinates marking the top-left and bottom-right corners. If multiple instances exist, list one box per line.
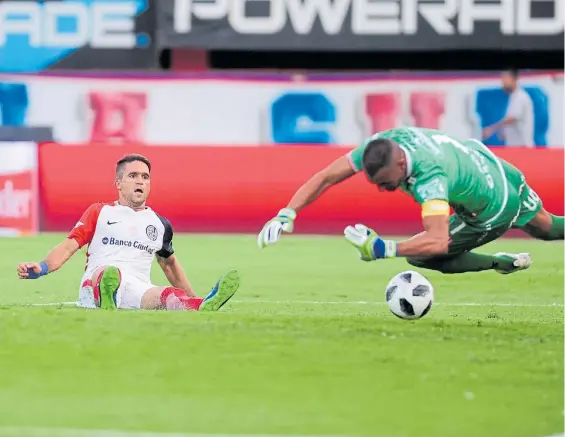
left=160, top=287, right=204, bottom=311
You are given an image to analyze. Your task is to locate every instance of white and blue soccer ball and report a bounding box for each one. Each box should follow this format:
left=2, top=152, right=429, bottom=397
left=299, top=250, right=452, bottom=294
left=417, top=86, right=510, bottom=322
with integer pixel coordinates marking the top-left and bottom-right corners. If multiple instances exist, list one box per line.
left=385, top=271, right=434, bottom=320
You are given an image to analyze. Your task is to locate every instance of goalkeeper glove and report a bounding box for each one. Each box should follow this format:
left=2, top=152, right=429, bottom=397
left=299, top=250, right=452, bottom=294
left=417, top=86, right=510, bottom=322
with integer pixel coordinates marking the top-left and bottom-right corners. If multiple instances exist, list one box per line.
left=344, top=224, right=397, bottom=261
left=257, top=208, right=296, bottom=248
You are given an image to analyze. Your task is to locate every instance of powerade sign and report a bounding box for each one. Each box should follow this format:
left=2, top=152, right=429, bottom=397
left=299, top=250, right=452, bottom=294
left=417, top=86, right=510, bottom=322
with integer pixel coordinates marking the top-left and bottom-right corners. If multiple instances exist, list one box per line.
left=157, top=0, right=564, bottom=51
left=0, top=0, right=153, bottom=72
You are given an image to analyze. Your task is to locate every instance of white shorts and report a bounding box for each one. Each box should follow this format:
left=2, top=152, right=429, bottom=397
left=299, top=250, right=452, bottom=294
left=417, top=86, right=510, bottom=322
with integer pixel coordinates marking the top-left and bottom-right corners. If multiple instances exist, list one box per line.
left=77, top=270, right=156, bottom=310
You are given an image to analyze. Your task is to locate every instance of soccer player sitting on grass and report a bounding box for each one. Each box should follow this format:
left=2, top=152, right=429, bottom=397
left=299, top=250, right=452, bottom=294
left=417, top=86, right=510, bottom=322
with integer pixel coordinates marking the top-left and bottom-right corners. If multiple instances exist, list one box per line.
left=17, top=154, right=240, bottom=311
left=258, top=127, right=564, bottom=274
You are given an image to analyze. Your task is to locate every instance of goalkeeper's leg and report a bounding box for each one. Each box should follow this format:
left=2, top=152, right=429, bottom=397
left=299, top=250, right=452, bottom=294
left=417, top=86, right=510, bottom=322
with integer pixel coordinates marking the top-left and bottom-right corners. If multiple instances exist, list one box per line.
left=407, top=251, right=530, bottom=275
left=520, top=207, right=564, bottom=241
left=406, top=214, right=530, bottom=275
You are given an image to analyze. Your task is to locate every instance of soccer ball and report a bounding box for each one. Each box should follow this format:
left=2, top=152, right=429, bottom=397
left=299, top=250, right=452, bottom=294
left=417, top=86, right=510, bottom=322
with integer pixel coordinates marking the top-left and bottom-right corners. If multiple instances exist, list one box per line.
left=385, top=271, right=434, bottom=320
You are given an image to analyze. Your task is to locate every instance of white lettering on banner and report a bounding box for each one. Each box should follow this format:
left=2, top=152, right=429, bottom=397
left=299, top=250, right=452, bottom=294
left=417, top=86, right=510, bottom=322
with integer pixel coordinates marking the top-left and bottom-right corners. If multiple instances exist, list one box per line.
left=0, top=181, right=31, bottom=219
left=0, top=1, right=137, bottom=48
left=173, top=0, right=564, bottom=36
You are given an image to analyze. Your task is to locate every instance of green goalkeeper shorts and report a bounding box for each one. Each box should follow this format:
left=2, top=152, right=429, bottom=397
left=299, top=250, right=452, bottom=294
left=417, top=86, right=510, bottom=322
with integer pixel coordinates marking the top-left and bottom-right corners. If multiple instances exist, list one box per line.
left=447, top=181, right=542, bottom=255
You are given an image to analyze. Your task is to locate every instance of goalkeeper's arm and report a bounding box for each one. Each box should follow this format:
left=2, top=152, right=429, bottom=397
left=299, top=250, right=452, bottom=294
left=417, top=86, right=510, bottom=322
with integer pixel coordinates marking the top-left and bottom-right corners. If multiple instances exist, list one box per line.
left=286, top=156, right=356, bottom=213
left=258, top=156, right=357, bottom=248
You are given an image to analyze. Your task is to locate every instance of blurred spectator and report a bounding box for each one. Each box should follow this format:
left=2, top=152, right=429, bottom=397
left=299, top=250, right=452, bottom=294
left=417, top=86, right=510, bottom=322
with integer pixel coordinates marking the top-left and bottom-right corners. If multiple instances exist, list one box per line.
left=482, top=69, right=534, bottom=147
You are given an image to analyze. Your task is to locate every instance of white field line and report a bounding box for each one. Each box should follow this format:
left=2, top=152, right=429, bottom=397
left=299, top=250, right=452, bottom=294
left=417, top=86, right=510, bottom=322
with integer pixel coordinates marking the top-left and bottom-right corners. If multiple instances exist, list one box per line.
left=22, top=300, right=562, bottom=309
left=234, top=300, right=563, bottom=308
left=0, top=428, right=559, bottom=437
left=0, top=428, right=343, bottom=437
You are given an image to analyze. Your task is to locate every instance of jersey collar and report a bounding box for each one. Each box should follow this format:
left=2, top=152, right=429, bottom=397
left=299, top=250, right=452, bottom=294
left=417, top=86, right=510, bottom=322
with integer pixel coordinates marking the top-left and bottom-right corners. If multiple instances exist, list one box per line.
left=114, top=200, right=150, bottom=212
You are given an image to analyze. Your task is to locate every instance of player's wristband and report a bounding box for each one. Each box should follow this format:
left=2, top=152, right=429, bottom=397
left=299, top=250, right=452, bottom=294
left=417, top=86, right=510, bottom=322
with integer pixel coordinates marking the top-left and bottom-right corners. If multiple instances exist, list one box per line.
left=372, top=238, right=397, bottom=259
left=39, top=261, right=49, bottom=276
left=29, top=261, right=49, bottom=279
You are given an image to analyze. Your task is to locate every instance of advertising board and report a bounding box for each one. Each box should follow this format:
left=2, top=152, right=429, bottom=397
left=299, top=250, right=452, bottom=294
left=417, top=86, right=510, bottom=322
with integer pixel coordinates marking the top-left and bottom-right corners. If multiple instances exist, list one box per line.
left=157, top=0, right=564, bottom=51
left=38, top=143, right=564, bottom=235
left=0, top=141, right=39, bottom=236
left=0, top=71, right=562, bottom=147
left=0, top=0, right=156, bottom=72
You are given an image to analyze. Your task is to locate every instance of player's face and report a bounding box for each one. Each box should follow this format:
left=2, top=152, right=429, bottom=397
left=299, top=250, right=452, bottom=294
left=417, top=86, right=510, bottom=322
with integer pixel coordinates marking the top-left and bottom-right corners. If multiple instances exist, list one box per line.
left=116, top=161, right=151, bottom=207
left=369, top=164, right=405, bottom=192
left=367, top=149, right=407, bottom=192
left=501, top=72, right=516, bottom=92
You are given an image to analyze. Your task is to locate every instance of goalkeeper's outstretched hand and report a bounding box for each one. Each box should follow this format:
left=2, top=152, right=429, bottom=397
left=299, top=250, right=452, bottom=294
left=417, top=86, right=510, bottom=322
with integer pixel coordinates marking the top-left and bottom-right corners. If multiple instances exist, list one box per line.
left=344, top=224, right=397, bottom=261
left=257, top=208, right=296, bottom=248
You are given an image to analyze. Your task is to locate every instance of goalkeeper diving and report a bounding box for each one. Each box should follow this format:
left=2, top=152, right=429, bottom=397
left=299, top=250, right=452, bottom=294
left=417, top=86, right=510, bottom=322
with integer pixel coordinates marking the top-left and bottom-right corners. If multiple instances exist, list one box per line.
left=258, top=127, right=564, bottom=274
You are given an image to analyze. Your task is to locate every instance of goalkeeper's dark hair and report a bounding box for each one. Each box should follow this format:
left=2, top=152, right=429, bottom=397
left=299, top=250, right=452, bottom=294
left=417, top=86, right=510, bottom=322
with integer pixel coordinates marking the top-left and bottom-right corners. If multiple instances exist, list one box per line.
left=362, top=138, right=396, bottom=179
left=116, top=154, right=151, bottom=179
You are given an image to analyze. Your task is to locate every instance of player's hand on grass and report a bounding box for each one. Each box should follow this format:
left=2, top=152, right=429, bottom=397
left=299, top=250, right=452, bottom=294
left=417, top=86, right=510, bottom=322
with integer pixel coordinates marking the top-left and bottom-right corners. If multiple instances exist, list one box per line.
left=17, top=262, right=48, bottom=279
left=344, top=224, right=397, bottom=261
left=257, top=208, right=296, bottom=248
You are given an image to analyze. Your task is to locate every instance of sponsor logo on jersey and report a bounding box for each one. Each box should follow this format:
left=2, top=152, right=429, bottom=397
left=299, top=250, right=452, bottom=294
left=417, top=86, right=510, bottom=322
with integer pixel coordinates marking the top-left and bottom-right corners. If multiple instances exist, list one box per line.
left=416, top=178, right=446, bottom=202
left=101, top=236, right=155, bottom=255
left=146, top=225, right=158, bottom=241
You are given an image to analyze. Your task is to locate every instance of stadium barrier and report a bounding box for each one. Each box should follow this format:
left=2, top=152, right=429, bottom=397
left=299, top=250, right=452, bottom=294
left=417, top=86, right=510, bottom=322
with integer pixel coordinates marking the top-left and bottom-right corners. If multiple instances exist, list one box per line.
left=0, top=71, right=562, bottom=146
left=38, top=143, right=564, bottom=235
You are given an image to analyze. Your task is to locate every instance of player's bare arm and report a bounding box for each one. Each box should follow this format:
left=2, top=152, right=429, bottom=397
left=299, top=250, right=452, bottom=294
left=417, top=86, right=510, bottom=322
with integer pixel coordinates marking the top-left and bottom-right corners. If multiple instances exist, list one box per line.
left=156, top=254, right=195, bottom=297
left=396, top=214, right=450, bottom=257
left=287, top=155, right=356, bottom=213
left=483, top=116, right=517, bottom=138
left=17, top=237, right=79, bottom=279
left=258, top=156, right=355, bottom=248
left=344, top=213, right=450, bottom=262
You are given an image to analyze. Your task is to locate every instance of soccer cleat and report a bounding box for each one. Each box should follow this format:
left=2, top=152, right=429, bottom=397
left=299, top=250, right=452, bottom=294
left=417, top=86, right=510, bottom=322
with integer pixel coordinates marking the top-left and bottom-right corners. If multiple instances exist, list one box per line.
left=494, top=252, right=532, bottom=275
left=97, top=266, right=121, bottom=309
left=199, top=269, right=240, bottom=312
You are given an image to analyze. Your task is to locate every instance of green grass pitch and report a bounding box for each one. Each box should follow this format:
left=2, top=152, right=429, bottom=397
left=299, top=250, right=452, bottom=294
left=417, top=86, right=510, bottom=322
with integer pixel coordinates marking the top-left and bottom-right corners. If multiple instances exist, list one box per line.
left=0, top=234, right=563, bottom=437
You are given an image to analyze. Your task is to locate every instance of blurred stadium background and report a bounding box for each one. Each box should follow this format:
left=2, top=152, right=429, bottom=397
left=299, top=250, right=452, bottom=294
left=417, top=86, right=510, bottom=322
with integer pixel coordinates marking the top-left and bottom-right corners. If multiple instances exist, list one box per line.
left=0, top=0, right=563, bottom=236
left=0, top=1, right=563, bottom=437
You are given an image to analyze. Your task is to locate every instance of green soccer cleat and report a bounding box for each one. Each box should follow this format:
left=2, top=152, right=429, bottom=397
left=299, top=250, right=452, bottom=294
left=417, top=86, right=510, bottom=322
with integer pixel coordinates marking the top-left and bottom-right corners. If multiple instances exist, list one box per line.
left=97, top=266, right=121, bottom=309
left=199, top=269, right=240, bottom=312
left=494, top=252, right=532, bottom=275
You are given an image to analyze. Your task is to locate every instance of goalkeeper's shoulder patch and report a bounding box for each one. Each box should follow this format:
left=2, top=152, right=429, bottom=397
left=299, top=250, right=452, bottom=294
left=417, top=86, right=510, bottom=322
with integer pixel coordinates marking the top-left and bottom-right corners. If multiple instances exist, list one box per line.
left=422, top=200, right=450, bottom=217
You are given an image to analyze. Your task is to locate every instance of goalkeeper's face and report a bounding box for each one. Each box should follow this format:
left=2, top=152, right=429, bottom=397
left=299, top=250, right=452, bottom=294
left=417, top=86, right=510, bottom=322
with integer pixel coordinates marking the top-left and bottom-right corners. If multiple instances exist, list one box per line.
left=371, top=167, right=403, bottom=192
left=116, top=161, right=151, bottom=207
left=367, top=149, right=407, bottom=192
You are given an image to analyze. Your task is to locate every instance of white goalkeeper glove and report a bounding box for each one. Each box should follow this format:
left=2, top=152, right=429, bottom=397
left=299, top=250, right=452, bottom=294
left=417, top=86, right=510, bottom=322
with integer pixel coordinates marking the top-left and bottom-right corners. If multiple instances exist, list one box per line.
left=257, top=208, right=296, bottom=248
left=344, top=224, right=397, bottom=261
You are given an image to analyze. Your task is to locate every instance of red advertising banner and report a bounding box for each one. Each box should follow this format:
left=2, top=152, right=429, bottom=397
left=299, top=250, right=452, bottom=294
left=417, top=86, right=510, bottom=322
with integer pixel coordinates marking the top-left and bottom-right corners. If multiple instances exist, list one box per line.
left=38, top=143, right=564, bottom=235
left=0, top=171, right=38, bottom=236
left=0, top=142, right=39, bottom=237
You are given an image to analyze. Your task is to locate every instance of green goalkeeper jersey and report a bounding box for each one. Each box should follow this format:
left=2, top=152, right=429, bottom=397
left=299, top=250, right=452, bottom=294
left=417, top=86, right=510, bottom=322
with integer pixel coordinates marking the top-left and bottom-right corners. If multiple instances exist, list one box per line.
left=347, top=127, right=527, bottom=231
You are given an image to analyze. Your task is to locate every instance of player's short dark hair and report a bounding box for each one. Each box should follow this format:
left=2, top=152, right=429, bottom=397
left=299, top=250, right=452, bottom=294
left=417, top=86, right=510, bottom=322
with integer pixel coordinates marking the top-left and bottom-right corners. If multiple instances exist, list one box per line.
left=116, top=154, right=151, bottom=179
left=503, top=68, right=519, bottom=79
left=362, top=138, right=396, bottom=180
